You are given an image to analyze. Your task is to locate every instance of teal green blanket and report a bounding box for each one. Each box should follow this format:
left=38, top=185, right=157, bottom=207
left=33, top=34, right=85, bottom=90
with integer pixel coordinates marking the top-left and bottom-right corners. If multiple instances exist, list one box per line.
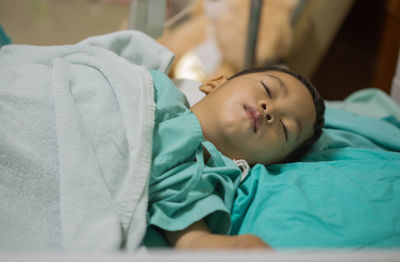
left=231, top=89, right=400, bottom=249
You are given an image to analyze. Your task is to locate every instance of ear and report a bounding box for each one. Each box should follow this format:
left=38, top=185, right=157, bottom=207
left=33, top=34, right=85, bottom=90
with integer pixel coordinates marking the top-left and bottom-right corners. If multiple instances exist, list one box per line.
left=199, top=75, right=228, bottom=95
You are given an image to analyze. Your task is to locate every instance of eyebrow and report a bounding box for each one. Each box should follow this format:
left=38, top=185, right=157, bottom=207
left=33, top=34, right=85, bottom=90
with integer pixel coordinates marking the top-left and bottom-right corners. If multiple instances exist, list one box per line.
left=265, top=74, right=288, bottom=95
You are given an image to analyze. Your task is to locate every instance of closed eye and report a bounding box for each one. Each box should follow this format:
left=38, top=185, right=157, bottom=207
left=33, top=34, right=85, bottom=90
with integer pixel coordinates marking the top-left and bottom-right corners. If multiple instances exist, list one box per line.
left=261, top=81, right=271, bottom=98
left=280, top=120, right=288, bottom=141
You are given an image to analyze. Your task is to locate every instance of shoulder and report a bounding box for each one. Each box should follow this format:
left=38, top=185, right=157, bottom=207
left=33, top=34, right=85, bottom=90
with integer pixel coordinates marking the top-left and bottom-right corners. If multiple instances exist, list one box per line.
left=149, top=70, right=191, bottom=121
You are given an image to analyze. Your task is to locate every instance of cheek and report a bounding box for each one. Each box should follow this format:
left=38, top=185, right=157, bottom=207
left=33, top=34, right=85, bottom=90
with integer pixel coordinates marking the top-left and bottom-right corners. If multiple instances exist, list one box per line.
left=259, top=127, right=286, bottom=154
left=219, top=100, right=246, bottom=130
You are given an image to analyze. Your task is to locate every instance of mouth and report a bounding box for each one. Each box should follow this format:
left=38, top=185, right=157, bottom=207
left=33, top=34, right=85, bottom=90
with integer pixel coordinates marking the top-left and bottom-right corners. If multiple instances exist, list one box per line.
left=244, top=105, right=262, bottom=133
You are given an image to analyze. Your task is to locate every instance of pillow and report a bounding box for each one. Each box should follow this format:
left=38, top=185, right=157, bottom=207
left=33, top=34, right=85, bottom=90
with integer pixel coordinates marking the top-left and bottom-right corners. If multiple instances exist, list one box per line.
left=172, top=78, right=204, bottom=106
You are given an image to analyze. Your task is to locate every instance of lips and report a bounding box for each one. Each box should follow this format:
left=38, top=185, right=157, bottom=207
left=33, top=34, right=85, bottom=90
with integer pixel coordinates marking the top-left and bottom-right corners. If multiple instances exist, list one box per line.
left=244, top=105, right=262, bottom=132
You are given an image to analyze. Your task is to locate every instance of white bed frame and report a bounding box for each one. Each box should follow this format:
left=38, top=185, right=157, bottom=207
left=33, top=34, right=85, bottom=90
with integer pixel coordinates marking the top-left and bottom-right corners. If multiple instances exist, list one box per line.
left=2, top=250, right=400, bottom=262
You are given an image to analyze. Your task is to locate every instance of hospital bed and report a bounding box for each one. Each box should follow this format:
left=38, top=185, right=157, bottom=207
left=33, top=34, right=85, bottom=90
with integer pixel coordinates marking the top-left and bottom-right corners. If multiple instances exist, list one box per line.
left=131, top=0, right=400, bottom=257
left=0, top=1, right=400, bottom=261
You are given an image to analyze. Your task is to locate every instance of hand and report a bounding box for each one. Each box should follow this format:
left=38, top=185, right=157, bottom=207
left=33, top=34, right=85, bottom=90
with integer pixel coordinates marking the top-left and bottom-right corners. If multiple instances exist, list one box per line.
left=181, top=233, right=272, bottom=250
left=230, top=234, right=271, bottom=249
left=165, top=219, right=272, bottom=250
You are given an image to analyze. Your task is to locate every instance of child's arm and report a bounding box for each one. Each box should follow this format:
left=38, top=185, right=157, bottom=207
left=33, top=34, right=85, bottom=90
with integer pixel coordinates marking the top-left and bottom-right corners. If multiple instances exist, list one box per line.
left=164, top=219, right=271, bottom=249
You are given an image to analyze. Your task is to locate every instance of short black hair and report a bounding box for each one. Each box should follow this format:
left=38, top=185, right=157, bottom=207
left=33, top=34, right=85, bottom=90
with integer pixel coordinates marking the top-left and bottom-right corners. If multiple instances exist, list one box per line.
left=228, top=66, right=325, bottom=163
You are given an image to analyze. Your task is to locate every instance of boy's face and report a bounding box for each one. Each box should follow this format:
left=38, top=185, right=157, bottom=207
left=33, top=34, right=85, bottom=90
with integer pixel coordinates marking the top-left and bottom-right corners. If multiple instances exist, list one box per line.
left=190, top=70, right=316, bottom=165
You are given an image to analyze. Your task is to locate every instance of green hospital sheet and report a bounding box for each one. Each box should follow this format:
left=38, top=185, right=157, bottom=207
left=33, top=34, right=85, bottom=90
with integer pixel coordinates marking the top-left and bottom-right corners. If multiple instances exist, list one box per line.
left=230, top=89, right=400, bottom=249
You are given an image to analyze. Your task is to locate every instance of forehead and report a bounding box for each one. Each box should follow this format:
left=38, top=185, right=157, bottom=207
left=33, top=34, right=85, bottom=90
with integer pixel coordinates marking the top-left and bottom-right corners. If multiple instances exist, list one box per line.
left=240, top=70, right=304, bottom=88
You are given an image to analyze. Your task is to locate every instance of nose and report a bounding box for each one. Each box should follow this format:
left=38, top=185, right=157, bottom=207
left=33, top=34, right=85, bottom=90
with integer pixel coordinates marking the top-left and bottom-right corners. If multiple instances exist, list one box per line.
left=261, top=102, right=275, bottom=124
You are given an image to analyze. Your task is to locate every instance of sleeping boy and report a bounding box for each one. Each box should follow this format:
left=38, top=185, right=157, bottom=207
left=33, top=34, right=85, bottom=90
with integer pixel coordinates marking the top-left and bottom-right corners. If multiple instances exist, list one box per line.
left=147, top=66, right=325, bottom=249
left=0, top=31, right=324, bottom=251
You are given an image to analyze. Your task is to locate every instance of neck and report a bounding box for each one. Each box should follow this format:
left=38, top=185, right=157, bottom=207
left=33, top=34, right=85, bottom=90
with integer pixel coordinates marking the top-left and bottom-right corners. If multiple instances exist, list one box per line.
left=190, top=102, right=214, bottom=143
